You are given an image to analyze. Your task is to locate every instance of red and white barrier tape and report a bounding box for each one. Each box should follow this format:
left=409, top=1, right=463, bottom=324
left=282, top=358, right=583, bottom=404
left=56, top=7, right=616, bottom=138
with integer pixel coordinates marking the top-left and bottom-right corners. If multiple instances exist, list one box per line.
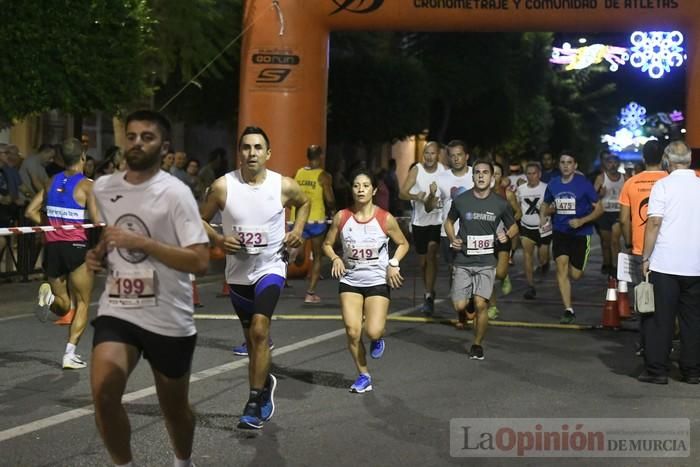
left=1, top=216, right=412, bottom=237
left=0, top=223, right=106, bottom=237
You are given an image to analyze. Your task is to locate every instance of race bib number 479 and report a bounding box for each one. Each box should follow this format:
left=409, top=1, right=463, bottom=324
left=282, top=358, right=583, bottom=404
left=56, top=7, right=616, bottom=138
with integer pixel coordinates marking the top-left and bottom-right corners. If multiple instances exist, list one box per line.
left=555, top=198, right=576, bottom=215
left=107, top=270, right=156, bottom=307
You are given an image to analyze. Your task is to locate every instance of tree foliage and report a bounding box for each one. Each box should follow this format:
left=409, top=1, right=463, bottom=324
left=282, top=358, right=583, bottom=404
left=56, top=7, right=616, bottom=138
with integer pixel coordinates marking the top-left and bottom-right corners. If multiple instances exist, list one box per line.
left=0, top=0, right=243, bottom=125
left=327, top=30, right=619, bottom=165
left=0, top=0, right=153, bottom=123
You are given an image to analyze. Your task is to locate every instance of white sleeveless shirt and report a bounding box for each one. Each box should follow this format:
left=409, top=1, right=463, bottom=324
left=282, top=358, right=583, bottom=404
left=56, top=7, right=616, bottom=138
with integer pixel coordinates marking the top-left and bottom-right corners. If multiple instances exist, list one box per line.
left=338, top=207, right=390, bottom=287
left=435, top=167, right=474, bottom=236
left=411, top=163, right=445, bottom=226
left=601, top=172, right=624, bottom=212
left=222, top=169, right=286, bottom=284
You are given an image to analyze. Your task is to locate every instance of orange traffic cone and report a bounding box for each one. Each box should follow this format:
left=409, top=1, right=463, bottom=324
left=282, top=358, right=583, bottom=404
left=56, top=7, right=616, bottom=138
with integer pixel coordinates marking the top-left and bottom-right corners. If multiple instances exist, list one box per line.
left=55, top=298, right=75, bottom=325
left=217, top=280, right=230, bottom=297
left=617, top=280, right=632, bottom=319
left=602, top=277, right=621, bottom=329
left=54, top=308, right=75, bottom=326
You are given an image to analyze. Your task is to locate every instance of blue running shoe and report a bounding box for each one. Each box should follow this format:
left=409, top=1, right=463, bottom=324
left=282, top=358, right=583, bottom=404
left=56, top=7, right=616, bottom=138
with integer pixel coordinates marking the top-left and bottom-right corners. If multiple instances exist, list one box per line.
left=370, top=338, right=385, bottom=359
left=260, top=374, right=277, bottom=422
left=238, top=401, right=263, bottom=429
left=350, top=373, right=372, bottom=393
left=232, top=338, right=275, bottom=356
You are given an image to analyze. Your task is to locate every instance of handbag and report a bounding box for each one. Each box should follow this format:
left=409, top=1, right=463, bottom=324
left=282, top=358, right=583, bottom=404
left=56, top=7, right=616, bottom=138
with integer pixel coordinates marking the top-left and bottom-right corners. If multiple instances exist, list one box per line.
left=634, top=272, right=655, bottom=314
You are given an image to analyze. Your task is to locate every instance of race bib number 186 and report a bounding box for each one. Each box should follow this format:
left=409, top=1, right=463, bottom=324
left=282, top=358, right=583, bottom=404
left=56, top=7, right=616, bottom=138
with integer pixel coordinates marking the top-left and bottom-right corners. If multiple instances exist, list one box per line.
left=466, top=234, right=494, bottom=255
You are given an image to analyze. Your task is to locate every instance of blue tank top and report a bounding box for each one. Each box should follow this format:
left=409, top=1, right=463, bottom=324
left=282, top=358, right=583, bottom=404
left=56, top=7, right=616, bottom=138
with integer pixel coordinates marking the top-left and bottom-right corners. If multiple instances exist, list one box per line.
left=45, top=171, right=87, bottom=242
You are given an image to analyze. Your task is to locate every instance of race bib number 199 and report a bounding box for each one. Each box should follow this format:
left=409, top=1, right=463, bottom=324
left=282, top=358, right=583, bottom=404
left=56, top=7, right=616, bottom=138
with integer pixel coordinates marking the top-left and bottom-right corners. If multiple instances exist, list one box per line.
left=107, top=270, right=156, bottom=307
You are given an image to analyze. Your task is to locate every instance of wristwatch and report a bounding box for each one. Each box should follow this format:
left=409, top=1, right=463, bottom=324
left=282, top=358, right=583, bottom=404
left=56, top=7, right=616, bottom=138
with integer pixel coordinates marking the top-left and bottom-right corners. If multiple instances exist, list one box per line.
left=388, top=258, right=400, bottom=268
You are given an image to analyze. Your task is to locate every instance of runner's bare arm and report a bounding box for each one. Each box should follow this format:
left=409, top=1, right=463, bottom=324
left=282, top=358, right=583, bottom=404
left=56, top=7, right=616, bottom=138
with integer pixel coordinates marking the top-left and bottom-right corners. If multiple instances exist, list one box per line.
left=25, top=189, right=45, bottom=225
left=619, top=205, right=632, bottom=249
left=506, top=191, right=522, bottom=221
left=322, top=211, right=345, bottom=278
left=200, top=176, right=227, bottom=245
left=83, top=180, right=100, bottom=223
left=282, top=176, right=310, bottom=248
left=399, top=166, right=421, bottom=201
left=539, top=201, right=554, bottom=226
left=385, top=214, right=409, bottom=262
left=320, top=171, right=336, bottom=214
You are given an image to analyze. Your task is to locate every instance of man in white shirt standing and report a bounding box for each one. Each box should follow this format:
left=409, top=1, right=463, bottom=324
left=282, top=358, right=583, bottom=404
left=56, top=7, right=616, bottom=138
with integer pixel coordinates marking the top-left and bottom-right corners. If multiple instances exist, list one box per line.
left=87, top=110, right=210, bottom=467
left=640, top=141, right=700, bottom=385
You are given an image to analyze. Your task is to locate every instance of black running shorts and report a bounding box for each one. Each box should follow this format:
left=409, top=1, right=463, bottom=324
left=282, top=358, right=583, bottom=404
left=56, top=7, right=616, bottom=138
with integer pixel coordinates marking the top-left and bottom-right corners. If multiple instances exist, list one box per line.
left=92, top=316, right=197, bottom=379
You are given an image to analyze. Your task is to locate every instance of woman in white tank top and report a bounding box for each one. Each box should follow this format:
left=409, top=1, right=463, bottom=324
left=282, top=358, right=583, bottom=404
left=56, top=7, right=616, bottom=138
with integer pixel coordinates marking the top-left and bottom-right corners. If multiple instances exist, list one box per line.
left=322, top=169, right=409, bottom=394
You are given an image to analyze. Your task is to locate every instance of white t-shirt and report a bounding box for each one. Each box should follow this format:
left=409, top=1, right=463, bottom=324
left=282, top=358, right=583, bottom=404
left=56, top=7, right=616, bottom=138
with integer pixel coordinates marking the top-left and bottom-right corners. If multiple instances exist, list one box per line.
left=648, top=169, right=700, bottom=276
left=94, top=170, right=208, bottom=337
left=435, top=167, right=474, bottom=236
left=221, top=169, right=287, bottom=284
left=410, top=163, right=445, bottom=227
left=516, top=181, right=548, bottom=230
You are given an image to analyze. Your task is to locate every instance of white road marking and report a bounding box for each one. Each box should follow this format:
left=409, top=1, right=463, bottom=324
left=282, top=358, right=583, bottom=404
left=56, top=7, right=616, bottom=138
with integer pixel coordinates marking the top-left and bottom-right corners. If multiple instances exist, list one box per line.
left=0, top=301, right=423, bottom=443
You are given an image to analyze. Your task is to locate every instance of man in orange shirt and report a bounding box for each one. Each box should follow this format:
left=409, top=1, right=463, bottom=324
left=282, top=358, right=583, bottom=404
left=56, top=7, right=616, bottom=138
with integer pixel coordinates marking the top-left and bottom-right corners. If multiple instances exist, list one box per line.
left=619, top=140, right=666, bottom=357
left=619, top=140, right=667, bottom=256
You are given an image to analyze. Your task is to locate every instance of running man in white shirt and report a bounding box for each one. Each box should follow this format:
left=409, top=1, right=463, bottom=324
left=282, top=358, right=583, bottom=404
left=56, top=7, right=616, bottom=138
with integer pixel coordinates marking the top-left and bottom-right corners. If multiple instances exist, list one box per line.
left=86, top=110, right=209, bottom=467
left=399, top=141, right=445, bottom=315
left=516, top=162, right=552, bottom=299
left=200, top=126, right=310, bottom=429
left=425, top=140, right=474, bottom=328
left=594, top=152, right=625, bottom=277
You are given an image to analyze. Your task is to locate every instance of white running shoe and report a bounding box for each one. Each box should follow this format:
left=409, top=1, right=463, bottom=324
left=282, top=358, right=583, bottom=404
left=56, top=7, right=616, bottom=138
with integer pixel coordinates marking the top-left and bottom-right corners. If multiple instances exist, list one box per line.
left=35, top=283, right=55, bottom=322
left=62, top=353, right=87, bottom=370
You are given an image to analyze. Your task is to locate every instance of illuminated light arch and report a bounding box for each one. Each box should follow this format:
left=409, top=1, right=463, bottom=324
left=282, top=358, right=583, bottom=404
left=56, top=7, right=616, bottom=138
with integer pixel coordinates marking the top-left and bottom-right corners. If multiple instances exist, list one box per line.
left=239, top=0, right=700, bottom=175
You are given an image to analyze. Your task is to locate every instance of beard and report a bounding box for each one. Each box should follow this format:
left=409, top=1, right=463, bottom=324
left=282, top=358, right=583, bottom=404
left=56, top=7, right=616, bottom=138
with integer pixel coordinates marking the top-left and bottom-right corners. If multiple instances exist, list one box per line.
left=125, top=147, right=160, bottom=171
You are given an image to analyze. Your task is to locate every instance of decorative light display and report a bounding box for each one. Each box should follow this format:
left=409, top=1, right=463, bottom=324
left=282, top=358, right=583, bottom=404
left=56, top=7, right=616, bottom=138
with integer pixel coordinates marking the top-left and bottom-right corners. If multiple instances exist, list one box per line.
left=619, top=102, right=646, bottom=131
left=601, top=102, right=655, bottom=152
left=629, top=31, right=685, bottom=79
left=551, top=30, right=686, bottom=79
left=601, top=128, right=656, bottom=152
left=550, top=42, right=628, bottom=71
left=669, top=110, right=685, bottom=122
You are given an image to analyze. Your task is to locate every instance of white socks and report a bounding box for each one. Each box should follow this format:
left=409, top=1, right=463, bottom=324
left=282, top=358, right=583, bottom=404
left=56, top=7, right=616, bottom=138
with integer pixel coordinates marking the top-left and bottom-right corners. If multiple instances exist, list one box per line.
left=174, top=456, right=193, bottom=467
left=65, top=343, right=76, bottom=355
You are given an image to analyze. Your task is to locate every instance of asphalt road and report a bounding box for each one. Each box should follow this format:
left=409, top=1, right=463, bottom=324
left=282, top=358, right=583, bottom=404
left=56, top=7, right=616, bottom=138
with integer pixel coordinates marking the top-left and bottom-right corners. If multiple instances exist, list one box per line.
left=0, top=239, right=698, bottom=466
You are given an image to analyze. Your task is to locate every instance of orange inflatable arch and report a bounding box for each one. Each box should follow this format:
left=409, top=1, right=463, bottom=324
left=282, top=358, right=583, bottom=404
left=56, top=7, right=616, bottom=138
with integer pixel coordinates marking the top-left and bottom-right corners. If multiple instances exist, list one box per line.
left=239, top=0, right=700, bottom=176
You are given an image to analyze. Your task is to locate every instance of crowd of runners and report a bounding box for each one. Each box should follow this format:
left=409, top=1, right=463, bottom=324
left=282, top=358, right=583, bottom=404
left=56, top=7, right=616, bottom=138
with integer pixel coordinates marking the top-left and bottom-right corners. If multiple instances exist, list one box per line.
left=15, top=108, right=700, bottom=466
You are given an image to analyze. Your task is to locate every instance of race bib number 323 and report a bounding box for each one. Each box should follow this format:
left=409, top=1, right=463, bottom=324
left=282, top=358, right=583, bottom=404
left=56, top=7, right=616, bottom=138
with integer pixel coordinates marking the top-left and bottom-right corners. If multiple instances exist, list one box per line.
left=233, top=226, right=268, bottom=255
left=107, top=270, right=156, bottom=307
